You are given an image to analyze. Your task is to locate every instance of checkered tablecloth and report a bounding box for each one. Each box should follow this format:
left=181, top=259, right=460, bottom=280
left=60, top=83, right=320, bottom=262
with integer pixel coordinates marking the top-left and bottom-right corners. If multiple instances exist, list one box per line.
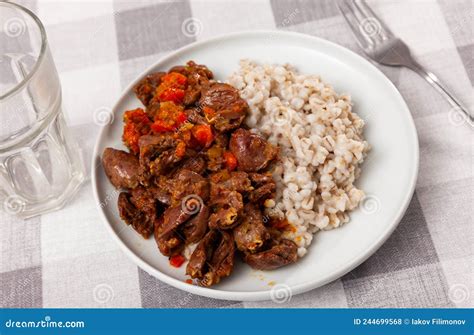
left=1, top=0, right=472, bottom=308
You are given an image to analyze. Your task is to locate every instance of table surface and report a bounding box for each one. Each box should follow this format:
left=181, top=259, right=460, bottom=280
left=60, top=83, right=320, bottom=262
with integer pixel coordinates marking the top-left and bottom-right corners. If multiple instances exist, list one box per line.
left=1, top=0, right=472, bottom=308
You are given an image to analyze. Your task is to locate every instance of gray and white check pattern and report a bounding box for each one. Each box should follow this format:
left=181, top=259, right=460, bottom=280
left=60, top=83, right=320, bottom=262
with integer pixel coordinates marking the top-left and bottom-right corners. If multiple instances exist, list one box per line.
left=1, top=0, right=472, bottom=308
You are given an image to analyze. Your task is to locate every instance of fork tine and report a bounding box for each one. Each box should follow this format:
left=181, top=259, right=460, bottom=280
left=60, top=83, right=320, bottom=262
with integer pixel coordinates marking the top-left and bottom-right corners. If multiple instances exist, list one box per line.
left=354, top=0, right=393, bottom=40
left=337, top=1, right=373, bottom=50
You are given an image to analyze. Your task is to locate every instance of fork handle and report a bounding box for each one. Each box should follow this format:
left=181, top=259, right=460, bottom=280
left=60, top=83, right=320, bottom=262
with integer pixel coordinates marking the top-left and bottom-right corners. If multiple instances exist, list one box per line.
left=407, top=60, right=473, bottom=127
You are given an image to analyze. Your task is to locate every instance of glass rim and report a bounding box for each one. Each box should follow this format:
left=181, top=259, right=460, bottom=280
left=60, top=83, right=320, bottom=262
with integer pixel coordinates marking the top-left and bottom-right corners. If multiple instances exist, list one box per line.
left=0, top=2, right=48, bottom=100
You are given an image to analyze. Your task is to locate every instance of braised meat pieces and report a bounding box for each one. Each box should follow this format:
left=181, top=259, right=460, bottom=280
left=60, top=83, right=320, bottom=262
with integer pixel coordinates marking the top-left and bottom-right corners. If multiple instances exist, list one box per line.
left=134, top=72, right=166, bottom=107
left=102, top=148, right=140, bottom=189
left=102, top=61, right=298, bottom=286
left=199, top=83, right=248, bottom=132
left=230, top=128, right=279, bottom=172
left=186, top=230, right=235, bottom=287
left=234, top=203, right=270, bottom=253
left=244, top=239, right=298, bottom=271
left=118, top=192, right=154, bottom=238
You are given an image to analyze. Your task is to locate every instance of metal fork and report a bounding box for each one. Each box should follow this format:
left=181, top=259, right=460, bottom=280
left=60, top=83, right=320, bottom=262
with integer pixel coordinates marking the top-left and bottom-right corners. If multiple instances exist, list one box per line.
left=338, top=0, right=473, bottom=127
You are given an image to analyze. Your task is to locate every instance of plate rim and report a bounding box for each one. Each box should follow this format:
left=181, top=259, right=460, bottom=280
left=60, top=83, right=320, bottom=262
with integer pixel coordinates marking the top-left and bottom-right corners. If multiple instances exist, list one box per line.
left=91, top=30, right=419, bottom=302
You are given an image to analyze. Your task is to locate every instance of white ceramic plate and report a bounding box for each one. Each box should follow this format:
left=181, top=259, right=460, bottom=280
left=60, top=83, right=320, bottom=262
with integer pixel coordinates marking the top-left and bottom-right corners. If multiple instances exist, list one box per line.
left=92, top=31, right=419, bottom=301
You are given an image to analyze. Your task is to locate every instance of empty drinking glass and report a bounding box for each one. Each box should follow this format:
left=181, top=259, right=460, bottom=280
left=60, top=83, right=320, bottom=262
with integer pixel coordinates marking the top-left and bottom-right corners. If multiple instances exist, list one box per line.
left=0, top=2, right=85, bottom=218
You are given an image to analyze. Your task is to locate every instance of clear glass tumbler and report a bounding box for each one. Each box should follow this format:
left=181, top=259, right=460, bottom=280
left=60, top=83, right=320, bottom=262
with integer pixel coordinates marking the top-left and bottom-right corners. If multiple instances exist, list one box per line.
left=0, top=2, right=85, bottom=218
